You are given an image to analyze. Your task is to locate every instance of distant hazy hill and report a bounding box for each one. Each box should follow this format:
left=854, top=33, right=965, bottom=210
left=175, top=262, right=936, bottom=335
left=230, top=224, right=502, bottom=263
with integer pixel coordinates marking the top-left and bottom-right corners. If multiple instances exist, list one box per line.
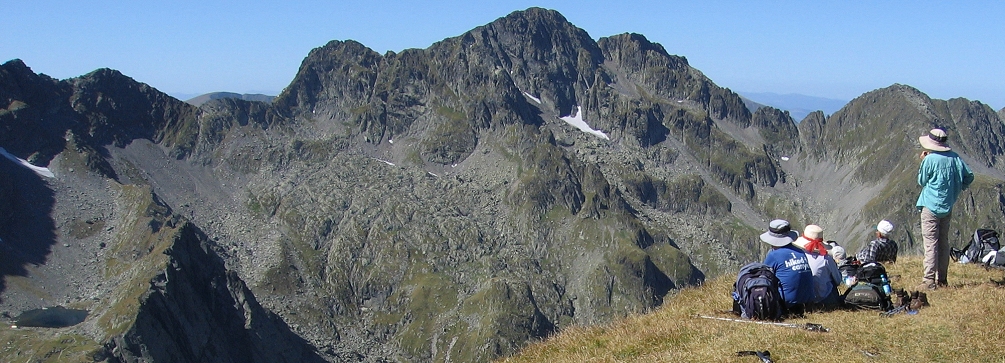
left=185, top=92, right=275, bottom=106
left=737, top=95, right=766, bottom=115
left=740, top=91, right=848, bottom=122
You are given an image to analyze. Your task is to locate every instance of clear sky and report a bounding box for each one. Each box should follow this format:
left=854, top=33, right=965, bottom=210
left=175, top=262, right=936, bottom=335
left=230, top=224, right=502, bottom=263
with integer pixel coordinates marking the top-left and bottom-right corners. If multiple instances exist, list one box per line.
left=4, top=1, right=1003, bottom=110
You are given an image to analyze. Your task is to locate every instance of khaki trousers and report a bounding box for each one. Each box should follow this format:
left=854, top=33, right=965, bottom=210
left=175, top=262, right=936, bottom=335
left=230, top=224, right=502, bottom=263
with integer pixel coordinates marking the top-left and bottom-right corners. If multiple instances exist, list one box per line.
left=920, top=207, right=951, bottom=284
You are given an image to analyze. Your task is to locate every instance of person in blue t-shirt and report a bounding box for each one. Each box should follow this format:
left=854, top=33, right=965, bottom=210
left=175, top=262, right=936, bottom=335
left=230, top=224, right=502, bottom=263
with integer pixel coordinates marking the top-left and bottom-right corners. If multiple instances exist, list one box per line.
left=760, top=219, right=814, bottom=315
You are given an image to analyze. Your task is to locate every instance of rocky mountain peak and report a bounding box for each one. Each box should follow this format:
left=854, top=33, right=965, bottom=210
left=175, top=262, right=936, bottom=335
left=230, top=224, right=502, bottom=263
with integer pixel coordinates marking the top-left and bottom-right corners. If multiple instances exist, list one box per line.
left=599, top=32, right=685, bottom=70
left=273, top=39, right=383, bottom=119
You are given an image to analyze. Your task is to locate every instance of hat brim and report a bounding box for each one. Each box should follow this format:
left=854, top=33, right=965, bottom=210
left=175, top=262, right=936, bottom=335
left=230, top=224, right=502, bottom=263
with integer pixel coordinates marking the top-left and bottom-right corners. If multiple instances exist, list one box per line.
left=919, top=135, right=950, bottom=152
left=792, top=236, right=808, bottom=250
left=760, top=231, right=797, bottom=247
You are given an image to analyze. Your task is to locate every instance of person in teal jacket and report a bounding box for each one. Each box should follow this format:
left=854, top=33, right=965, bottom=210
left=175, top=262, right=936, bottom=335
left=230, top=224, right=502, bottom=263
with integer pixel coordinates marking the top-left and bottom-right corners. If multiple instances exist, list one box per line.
left=916, top=128, right=974, bottom=290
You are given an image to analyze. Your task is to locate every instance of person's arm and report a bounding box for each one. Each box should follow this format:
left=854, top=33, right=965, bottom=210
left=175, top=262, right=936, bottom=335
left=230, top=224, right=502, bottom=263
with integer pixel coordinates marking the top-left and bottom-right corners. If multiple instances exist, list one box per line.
left=961, top=160, right=975, bottom=190
left=826, top=256, right=842, bottom=286
left=918, top=157, right=931, bottom=187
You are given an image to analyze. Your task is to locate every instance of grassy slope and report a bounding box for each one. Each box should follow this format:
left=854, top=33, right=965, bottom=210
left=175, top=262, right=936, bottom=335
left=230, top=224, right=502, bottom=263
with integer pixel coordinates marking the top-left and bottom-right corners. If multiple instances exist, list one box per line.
left=499, top=255, right=1005, bottom=362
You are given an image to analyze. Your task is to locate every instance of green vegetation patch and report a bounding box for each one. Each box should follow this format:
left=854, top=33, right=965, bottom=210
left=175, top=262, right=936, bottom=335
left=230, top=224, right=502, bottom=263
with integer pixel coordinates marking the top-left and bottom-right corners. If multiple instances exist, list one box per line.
left=0, top=330, right=102, bottom=363
left=421, top=108, right=476, bottom=164
left=399, top=272, right=460, bottom=356
left=67, top=217, right=106, bottom=239
left=98, top=184, right=177, bottom=337
left=246, top=190, right=280, bottom=218
left=435, top=105, right=466, bottom=122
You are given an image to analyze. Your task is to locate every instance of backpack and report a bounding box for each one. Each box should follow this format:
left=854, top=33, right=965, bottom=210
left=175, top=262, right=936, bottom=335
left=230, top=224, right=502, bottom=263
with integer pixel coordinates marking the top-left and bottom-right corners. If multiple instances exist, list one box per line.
left=839, top=258, right=861, bottom=284
left=843, top=282, right=892, bottom=311
left=856, top=262, right=888, bottom=286
left=955, top=229, right=1002, bottom=265
left=843, top=262, right=893, bottom=311
left=732, top=262, right=784, bottom=320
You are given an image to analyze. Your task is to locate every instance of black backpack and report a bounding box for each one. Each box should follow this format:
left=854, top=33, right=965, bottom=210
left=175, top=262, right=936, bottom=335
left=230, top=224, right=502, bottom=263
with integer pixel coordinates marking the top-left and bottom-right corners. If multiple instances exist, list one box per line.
left=954, top=229, right=1001, bottom=265
left=856, top=262, right=888, bottom=286
left=843, top=262, right=892, bottom=311
left=843, top=282, right=892, bottom=311
left=732, top=262, right=784, bottom=320
left=839, top=258, right=861, bottom=281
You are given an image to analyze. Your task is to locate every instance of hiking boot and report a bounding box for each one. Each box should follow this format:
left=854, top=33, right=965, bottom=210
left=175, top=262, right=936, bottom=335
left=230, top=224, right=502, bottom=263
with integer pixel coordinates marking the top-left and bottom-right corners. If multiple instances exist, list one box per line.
left=916, top=281, right=937, bottom=290
left=909, top=291, right=924, bottom=311
left=919, top=292, right=930, bottom=306
left=937, top=280, right=949, bottom=288
left=893, top=289, right=908, bottom=308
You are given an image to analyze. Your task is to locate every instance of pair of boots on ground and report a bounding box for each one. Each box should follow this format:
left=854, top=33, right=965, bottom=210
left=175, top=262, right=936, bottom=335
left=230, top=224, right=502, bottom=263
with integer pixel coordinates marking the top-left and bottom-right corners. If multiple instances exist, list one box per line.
left=892, top=289, right=929, bottom=311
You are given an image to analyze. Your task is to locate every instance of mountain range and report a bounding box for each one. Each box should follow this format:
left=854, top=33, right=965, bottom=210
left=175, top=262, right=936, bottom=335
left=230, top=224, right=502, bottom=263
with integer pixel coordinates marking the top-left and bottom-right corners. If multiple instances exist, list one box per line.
left=2, top=7, right=1005, bottom=363
left=739, top=91, right=848, bottom=122
left=183, top=92, right=276, bottom=107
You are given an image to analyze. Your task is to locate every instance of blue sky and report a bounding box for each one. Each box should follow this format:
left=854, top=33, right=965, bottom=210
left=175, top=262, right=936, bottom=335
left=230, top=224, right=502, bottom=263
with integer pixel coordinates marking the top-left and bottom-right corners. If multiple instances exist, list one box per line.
left=4, top=1, right=1003, bottom=109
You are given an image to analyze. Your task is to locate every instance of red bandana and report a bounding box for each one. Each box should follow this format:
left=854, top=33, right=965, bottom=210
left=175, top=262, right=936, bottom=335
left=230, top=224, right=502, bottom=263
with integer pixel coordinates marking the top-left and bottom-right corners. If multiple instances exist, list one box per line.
left=803, top=235, right=827, bottom=256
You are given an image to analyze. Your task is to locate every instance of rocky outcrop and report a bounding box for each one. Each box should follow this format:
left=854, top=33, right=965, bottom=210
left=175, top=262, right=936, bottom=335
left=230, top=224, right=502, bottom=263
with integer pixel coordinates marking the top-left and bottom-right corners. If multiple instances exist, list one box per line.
left=69, top=69, right=200, bottom=158
left=752, top=106, right=800, bottom=157
left=0, top=59, right=76, bottom=164
left=102, top=222, right=325, bottom=363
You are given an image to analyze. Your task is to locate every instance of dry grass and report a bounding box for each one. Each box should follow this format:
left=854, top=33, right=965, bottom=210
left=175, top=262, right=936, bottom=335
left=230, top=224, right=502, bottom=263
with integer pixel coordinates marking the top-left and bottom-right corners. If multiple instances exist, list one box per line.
left=499, top=256, right=1005, bottom=362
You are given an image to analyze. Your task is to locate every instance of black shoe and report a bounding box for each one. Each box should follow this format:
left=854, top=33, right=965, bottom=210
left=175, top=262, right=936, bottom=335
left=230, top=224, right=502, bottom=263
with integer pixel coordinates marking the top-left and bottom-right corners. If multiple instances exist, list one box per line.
left=951, top=248, right=963, bottom=261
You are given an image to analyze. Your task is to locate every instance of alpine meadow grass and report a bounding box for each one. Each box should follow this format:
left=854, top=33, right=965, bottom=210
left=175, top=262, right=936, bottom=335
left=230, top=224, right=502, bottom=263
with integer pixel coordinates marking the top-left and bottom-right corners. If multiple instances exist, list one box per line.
left=499, top=256, right=1005, bottom=362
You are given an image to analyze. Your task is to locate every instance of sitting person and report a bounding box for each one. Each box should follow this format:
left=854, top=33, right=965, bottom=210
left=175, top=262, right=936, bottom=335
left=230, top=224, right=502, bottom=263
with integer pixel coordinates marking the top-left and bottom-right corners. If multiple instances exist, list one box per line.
left=760, top=219, right=814, bottom=315
left=856, top=220, right=899, bottom=264
left=824, top=240, right=846, bottom=265
left=793, top=225, right=843, bottom=310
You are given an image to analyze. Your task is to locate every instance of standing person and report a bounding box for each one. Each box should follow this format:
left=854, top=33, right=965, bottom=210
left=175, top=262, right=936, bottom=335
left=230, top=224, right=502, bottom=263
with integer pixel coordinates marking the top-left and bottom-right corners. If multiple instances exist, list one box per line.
left=793, top=225, right=842, bottom=310
left=760, top=219, right=814, bottom=315
left=856, top=220, right=898, bottom=264
left=916, top=128, right=974, bottom=290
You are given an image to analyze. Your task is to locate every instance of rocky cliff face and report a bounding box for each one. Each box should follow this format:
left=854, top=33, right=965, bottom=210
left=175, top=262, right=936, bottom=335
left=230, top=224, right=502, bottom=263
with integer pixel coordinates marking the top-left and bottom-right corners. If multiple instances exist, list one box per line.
left=102, top=221, right=325, bottom=363
left=2, top=7, right=1005, bottom=363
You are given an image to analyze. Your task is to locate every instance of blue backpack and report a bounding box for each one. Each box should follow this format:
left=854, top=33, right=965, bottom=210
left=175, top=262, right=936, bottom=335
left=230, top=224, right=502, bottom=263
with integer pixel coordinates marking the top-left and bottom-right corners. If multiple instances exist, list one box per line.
left=732, top=262, right=784, bottom=320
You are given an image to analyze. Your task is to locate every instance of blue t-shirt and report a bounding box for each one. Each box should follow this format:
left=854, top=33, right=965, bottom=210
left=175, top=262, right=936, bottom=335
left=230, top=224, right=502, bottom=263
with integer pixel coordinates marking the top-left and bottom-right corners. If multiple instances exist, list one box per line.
left=764, top=244, right=814, bottom=306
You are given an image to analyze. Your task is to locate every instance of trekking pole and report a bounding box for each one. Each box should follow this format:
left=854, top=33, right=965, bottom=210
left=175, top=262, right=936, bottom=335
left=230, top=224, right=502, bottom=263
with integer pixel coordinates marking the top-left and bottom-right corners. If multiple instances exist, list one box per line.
left=880, top=305, right=907, bottom=317
left=696, top=314, right=829, bottom=332
left=736, top=350, right=774, bottom=363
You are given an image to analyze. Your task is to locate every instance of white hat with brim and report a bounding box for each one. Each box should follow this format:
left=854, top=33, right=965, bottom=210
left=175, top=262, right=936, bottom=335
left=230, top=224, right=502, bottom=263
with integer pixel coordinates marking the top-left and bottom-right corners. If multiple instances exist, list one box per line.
left=919, top=129, right=951, bottom=152
left=760, top=219, right=798, bottom=247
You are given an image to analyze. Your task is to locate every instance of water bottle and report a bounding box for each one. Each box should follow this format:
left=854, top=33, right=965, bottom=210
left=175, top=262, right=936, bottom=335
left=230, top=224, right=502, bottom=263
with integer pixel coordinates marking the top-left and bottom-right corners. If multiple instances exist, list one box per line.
left=844, top=275, right=856, bottom=286
left=881, top=274, right=892, bottom=295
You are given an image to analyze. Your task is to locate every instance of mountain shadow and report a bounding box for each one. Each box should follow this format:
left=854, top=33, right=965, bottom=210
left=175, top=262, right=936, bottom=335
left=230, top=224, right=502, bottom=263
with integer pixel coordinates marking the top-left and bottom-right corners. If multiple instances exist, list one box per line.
left=0, top=156, right=56, bottom=298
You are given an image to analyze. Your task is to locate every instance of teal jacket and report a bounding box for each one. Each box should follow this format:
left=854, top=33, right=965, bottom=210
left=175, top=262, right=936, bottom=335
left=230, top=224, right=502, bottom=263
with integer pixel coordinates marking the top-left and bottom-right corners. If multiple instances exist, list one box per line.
left=916, top=150, right=974, bottom=217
